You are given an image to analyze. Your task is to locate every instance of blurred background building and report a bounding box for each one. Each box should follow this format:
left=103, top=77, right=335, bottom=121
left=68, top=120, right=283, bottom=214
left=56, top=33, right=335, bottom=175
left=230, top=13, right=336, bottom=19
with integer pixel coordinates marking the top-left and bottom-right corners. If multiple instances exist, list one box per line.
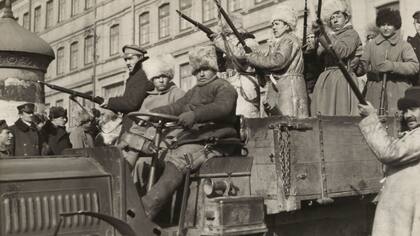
left=1, top=0, right=418, bottom=126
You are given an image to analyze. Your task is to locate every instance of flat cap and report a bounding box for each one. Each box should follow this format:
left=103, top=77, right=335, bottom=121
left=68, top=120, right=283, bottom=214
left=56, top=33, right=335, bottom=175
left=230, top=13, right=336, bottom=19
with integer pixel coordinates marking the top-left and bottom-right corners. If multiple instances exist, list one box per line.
left=413, top=11, right=420, bottom=20
left=0, top=120, right=9, bottom=131
left=49, top=106, right=67, bottom=119
left=122, top=44, right=147, bottom=55
left=17, top=103, right=35, bottom=114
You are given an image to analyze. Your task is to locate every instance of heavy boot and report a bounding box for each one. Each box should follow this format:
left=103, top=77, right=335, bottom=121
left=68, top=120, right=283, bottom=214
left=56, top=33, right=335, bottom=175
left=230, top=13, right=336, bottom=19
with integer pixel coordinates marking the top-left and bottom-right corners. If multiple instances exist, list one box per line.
left=141, top=162, right=184, bottom=220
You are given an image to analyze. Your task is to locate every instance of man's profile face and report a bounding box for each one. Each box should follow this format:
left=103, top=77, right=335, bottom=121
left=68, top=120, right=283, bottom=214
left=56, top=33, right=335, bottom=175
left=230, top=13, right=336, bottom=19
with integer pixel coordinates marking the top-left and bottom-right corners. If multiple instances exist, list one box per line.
left=124, top=54, right=142, bottom=72
left=152, top=75, right=171, bottom=92
left=414, top=20, right=420, bottom=35
left=403, top=107, right=420, bottom=130
left=21, top=111, right=33, bottom=123
left=0, top=129, right=13, bottom=146
left=193, top=68, right=217, bottom=84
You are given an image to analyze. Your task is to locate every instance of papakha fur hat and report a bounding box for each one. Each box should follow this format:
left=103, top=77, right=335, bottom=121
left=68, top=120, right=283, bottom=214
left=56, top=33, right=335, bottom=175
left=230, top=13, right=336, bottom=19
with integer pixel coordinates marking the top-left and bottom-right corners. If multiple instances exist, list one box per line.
left=321, top=0, right=351, bottom=24
left=189, top=46, right=219, bottom=73
left=271, top=4, right=297, bottom=30
left=142, top=54, right=175, bottom=80
left=376, top=8, right=401, bottom=30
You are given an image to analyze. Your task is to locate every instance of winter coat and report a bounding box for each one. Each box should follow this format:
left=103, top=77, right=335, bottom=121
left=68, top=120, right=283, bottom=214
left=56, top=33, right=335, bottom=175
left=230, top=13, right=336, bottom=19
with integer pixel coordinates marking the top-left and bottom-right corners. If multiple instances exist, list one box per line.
left=69, top=126, right=94, bottom=148
left=151, top=77, right=238, bottom=143
left=106, top=64, right=154, bottom=133
left=139, top=83, right=185, bottom=112
left=9, top=118, right=40, bottom=156
left=311, top=24, right=362, bottom=116
left=407, top=34, right=420, bottom=85
left=213, top=33, right=261, bottom=118
left=41, top=121, right=72, bottom=155
left=244, top=32, right=308, bottom=118
left=359, top=113, right=420, bottom=236
left=356, top=32, right=419, bottom=115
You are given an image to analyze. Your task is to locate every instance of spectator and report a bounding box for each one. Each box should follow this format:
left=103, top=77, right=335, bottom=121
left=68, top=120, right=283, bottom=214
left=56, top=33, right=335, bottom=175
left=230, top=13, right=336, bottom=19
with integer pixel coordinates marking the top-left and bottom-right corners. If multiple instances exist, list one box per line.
left=0, top=120, right=13, bottom=157
left=69, top=111, right=94, bottom=148
left=42, top=106, right=72, bottom=155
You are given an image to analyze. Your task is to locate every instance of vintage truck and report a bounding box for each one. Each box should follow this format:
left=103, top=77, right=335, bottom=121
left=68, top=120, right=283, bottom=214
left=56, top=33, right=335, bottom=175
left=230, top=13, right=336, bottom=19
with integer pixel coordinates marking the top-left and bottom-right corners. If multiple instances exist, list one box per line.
left=0, top=114, right=399, bottom=236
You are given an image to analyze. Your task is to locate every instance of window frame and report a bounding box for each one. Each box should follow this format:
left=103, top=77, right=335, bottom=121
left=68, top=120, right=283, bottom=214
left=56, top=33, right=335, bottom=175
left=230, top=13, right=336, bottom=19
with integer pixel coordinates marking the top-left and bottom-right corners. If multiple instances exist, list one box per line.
left=34, top=5, right=42, bottom=33
left=70, top=41, right=79, bottom=71
left=56, top=47, right=65, bottom=75
left=179, top=0, right=192, bottom=31
left=139, top=12, right=150, bottom=45
left=58, top=0, right=66, bottom=22
left=202, top=0, right=216, bottom=23
left=158, top=3, right=170, bottom=39
left=84, top=35, right=94, bottom=65
left=45, top=0, right=54, bottom=28
left=109, top=24, right=120, bottom=56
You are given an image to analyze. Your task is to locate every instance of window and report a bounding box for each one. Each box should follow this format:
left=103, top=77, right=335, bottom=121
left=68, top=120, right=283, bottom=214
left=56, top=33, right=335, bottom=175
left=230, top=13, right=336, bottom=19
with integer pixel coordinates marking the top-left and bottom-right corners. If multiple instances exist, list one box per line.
left=103, top=81, right=124, bottom=99
left=70, top=42, right=79, bottom=70
left=109, top=24, right=119, bottom=56
left=55, top=99, right=64, bottom=107
left=23, top=12, right=29, bottom=29
left=72, top=0, right=82, bottom=16
left=84, top=36, right=94, bottom=65
left=158, top=4, right=170, bottom=38
left=228, top=0, right=241, bottom=12
left=85, top=0, right=94, bottom=9
left=57, top=47, right=65, bottom=75
left=46, top=0, right=54, bottom=28
left=58, top=0, right=66, bottom=22
left=179, top=63, right=195, bottom=91
left=179, top=0, right=192, bottom=31
left=139, top=12, right=150, bottom=45
left=202, top=0, right=215, bottom=22
left=34, top=6, right=42, bottom=33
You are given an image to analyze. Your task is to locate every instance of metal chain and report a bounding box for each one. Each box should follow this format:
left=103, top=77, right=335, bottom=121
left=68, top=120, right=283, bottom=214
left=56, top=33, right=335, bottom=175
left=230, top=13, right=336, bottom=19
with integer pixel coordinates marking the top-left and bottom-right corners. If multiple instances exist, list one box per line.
left=278, top=125, right=291, bottom=197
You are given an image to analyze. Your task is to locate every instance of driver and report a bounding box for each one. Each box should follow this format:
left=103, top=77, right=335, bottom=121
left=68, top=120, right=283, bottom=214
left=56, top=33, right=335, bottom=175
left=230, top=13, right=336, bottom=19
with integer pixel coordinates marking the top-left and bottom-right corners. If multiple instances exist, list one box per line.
left=123, top=45, right=238, bottom=219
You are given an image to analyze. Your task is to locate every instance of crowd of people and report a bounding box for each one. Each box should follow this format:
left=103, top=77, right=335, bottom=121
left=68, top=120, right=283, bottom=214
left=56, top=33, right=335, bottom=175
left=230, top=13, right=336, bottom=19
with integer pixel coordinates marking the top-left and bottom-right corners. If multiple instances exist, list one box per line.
left=1, top=0, right=420, bottom=232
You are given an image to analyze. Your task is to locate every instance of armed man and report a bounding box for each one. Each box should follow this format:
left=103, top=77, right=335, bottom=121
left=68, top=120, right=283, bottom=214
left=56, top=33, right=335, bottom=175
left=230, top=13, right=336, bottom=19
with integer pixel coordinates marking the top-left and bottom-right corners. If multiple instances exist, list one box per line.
left=120, top=46, right=238, bottom=219
left=100, top=45, right=154, bottom=133
left=408, top=10, right=420, bottom=85
left=358, top=87, right=420, bottom=236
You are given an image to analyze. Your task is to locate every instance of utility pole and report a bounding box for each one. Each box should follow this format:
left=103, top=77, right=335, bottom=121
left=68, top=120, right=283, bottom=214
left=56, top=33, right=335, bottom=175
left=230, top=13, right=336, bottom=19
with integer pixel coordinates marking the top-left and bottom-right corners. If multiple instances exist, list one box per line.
left=92, top=0, right=98, bottom=106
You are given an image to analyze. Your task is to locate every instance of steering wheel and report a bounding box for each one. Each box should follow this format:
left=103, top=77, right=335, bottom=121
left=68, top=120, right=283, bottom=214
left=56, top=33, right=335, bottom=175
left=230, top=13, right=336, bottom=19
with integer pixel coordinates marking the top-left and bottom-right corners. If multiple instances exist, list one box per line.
left=127, top=111, right=179, bottom=126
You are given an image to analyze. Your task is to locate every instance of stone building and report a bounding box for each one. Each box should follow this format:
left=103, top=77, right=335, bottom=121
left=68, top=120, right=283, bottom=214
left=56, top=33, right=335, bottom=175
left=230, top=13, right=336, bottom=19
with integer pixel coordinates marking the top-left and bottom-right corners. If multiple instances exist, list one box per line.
left=2, top=0, right=419, bottom=126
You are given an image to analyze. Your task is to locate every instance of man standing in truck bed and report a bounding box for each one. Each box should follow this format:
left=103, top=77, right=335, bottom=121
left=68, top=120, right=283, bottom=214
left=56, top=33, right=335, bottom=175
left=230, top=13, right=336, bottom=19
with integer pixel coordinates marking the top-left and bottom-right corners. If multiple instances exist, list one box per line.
left=101, top=45, right=154, bottom=133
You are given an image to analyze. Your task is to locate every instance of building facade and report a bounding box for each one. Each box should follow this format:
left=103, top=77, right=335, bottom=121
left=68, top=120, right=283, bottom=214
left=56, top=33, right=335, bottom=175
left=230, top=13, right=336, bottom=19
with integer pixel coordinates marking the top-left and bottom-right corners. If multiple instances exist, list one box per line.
left=4, top=0, right=419, bottom=126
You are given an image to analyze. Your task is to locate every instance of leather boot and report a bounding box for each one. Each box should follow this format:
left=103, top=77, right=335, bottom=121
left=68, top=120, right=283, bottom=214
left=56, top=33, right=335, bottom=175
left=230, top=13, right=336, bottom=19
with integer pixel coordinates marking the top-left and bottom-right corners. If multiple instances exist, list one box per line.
left=141, top=162, right=184, bottom=219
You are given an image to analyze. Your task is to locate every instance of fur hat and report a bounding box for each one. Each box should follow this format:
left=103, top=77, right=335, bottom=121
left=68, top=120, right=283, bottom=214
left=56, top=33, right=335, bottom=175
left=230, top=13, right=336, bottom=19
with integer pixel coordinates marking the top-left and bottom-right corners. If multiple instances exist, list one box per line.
left=142, top=54, right=175, bottom=80
left=376, top=8, right=401, bottom=29
left=49, top=106, right=67, bottom=120
left=397, top=87, right=420, bottom=110
left=189, top=46, right=219, bottom=74
left=271, top=4, right=297, bottom=30
left=217, top=12, right=245, bottom=33
left=321, top=0, right=351, bottom=24
left=17, top=103, right=35, bottom=114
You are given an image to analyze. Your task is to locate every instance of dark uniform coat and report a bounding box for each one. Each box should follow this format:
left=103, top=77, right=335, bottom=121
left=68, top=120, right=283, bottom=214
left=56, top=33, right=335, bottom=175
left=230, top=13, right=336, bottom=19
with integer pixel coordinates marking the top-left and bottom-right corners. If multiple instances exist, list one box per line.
left=41, top=121, right=72, bottom=155
left=407, top=34, right=420, bottom=85
left=106, top=64, right=154, bottom=132
left=10, top=118, right=40, bottom=156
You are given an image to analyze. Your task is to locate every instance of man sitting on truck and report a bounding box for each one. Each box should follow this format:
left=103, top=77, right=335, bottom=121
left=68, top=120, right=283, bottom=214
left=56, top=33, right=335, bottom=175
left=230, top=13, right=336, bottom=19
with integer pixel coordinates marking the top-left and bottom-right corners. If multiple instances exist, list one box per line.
left=120, top=45, right=239, bottom=219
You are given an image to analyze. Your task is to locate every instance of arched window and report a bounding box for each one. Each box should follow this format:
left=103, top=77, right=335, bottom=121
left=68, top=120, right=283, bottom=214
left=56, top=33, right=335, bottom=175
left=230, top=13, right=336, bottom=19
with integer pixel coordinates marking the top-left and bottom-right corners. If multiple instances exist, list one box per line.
left=57, top=47, right=65, bottom=75
left=110, top=24, right=119, bottom=55
left=139, top=12, right=150, bottom=45
left=84, top=36, right=94, bottom=65
left=70, top=42, right=79, bottom=70
left=159, top=4, right=170, bottom=38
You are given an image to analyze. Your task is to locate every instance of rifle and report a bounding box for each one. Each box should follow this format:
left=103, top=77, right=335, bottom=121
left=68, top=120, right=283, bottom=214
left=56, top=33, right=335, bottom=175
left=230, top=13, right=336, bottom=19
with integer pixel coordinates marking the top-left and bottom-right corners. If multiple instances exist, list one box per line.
left=176, top=10, right=214, bottom=39
left=37, top=80, right=105, bottom=105
left=213, top=0, right=252, bottom=53
left=378, top=51, right=388, bottom=115
left=302, top=0, right=309, bottom=48
left=315, top=20, right=367, bottom=105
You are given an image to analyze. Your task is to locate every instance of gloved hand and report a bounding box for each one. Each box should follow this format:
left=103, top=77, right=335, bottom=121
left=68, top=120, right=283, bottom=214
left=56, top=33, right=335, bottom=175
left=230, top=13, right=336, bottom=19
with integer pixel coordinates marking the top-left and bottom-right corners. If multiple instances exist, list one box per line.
left=358, top=101, right=376, bottom=117
left=376, top=60, right=394, bottom=73
left=178, top=111, right=195, bottom=128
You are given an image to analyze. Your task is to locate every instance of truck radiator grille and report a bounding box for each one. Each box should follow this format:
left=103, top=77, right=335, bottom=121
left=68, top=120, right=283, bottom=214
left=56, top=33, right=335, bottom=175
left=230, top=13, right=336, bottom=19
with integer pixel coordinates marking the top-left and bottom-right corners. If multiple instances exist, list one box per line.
left=2, top=191, right=100, bottom=235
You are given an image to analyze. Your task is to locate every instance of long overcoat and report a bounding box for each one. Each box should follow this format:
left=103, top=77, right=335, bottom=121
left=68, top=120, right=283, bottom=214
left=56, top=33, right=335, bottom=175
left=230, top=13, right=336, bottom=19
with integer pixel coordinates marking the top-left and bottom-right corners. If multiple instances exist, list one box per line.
left=359, top=113, right=420, bottom=236
left=9, top=118, right=40, bottom=156
left=311, top=25, right=362, bottom=116
left=357, top=32, right=419, bottom=115
left=407, top=34, right=420, bottom=85
left=106, top=64, right=154, bottom=132
left=245, top=32, right=308, bottom=118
